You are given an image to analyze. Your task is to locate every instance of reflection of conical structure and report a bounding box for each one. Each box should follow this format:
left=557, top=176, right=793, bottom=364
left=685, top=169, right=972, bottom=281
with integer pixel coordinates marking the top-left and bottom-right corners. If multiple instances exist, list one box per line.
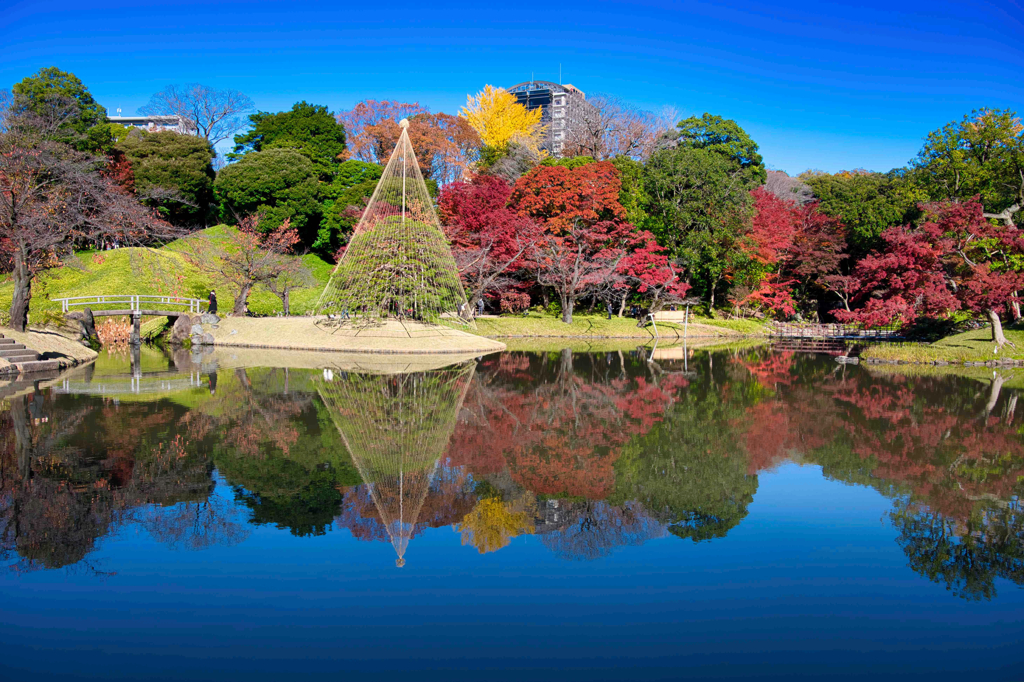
left=317, top=361, right=475, bottom=565
left=316, top=119, right=472, bottom=328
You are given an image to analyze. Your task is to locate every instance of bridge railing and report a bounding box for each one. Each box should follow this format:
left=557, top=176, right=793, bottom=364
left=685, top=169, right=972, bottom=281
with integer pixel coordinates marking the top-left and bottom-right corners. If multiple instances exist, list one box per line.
left=53, top=295, right=204, bottom=314
left=768, top=322, right=901, bottom=339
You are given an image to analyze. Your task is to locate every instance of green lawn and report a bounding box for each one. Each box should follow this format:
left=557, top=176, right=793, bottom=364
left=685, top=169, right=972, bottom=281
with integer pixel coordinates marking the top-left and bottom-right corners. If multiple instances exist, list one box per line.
left=860, top=327, right=1024, bottom=363
left=0, top=225, right=335, bottom=319
left=474, top=312, right=764, bottom=338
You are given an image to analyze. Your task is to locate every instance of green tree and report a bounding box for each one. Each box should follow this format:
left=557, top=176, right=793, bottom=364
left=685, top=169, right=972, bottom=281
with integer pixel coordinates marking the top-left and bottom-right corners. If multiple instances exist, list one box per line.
left=913, top=108, right=1024, bottom=225
left=673, top=112, right=766, bottom=185
left=231, top=101, right=346, bottom=180
left=644, top=146, right=754, bottom=307
left=611, top=155, right=650, bottom=229
left=801, top=169, right=925, bottom=257
left=116, top=130, right=215, bottom=225
left=11, top=67, right=107, bottom=149
left=215, top=148, right=322, bottom=243
left=643, top=114, right=766, bottom=308
left=315, top=160, right=384, bottom=257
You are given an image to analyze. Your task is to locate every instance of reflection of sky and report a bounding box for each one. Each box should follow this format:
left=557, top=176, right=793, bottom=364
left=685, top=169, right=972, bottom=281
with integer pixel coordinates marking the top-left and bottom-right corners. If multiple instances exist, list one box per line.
left=2, top=465, right=1022, bottom=680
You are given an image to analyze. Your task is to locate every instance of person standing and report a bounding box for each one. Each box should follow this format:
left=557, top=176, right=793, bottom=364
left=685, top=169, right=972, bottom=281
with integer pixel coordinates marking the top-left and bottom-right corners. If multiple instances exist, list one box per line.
left=208, top=290, right=218, bottom=315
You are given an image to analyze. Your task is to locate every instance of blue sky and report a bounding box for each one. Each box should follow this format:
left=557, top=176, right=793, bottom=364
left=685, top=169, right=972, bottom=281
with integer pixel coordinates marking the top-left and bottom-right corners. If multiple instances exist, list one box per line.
left=2, top=0, right=1023, bottom=174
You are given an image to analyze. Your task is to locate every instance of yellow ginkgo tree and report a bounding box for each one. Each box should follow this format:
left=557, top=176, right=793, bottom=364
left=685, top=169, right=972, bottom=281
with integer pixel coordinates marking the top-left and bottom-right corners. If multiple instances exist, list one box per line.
left=460, top=85, right=547, bottom=154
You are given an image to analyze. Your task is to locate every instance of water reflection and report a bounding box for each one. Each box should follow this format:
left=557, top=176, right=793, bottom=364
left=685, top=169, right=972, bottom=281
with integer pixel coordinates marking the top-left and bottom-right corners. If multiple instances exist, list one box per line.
left=318, top=362, right=476, bottom=565
left=0, top=346, right=1022, bottom=600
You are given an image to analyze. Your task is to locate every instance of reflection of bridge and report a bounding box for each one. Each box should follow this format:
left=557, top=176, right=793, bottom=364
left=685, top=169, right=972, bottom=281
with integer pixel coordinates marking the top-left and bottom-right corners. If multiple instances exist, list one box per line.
left=52, top=371, right=206, bottom=397
left=54, top=294, right=205, bottom=316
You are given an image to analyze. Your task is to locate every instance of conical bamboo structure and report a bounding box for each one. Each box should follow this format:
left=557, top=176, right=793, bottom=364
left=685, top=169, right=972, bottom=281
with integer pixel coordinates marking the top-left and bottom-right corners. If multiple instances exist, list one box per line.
left=317, top=361, right=476, bottom=565
left=316, top=119, right=473, bottom=328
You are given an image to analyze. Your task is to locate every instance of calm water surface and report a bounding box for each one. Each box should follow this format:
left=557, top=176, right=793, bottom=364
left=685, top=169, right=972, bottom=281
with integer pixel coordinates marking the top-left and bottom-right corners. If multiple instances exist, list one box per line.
left=1, top=345, right=1022, bottom=681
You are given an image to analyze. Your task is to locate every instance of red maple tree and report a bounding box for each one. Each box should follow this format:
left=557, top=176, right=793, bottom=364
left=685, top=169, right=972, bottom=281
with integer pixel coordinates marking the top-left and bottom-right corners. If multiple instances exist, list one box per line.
left=836, top=199, right=1024, bottom=344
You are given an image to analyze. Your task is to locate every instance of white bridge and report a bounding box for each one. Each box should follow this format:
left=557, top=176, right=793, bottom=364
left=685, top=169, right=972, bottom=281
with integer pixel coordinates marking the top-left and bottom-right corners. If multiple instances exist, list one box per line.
left=53, top=295, right=205, bottom=316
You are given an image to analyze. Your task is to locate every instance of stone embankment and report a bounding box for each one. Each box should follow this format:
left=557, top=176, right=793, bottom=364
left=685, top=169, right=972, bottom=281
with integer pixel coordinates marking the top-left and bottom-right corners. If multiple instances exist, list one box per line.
left=859, top=356, right=1024, bottom=368
left=170, top=312, right=220, bottom=347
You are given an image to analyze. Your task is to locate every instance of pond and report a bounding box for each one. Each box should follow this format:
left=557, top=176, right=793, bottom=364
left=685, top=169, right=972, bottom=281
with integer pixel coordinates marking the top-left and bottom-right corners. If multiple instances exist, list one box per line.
left=1, top=345, right=1022, bottom=680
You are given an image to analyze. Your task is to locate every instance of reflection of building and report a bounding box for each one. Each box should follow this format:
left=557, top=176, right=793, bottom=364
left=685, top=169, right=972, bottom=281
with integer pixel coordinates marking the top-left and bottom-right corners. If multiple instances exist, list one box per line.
left=318, top=361, right=476, bottom=566
left=506, top=81, right=593, bottom=157
left=108, top=114, right=191, bottom=134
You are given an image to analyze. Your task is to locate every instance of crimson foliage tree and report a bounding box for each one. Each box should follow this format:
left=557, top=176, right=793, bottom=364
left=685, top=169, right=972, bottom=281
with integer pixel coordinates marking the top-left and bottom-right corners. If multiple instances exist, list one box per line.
left=510, top=161, right=664, bottom=323
left=836, top=199, right=1024, bottom=345
left=438, top=174, right=542, bottom=312
left=738, top=187, right=848, bottom=318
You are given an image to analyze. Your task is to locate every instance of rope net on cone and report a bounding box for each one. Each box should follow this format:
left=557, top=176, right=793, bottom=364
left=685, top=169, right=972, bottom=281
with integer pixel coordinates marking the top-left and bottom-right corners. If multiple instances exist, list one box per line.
left=316, top=119, right=473, bottom=328
left=317, top=361, right=476, bottom=566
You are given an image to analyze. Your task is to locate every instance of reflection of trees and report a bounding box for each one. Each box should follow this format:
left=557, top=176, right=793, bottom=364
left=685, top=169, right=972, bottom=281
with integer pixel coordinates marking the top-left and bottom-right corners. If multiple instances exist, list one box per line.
left=336, top=464, right=477, bottom=545
left=733, top=348, right=1024, bottom=599
left=319, top=362, right=475, bottom=565
left=143, top=496, right=249, bottom=550
left=0, top=388, right=226, bottom=571
left=891, top=498, right=1024, bottom=601
left=196, top=368, right=360, bottom=537
left=450, top=350, right=689, bottom=500
left=457, top=492, right=535, bottom=554
left=610, top=374, right=759, bottom=542
left=539, top=500, right=663, bottom=561
left=1, top=392, right=117, bottom=570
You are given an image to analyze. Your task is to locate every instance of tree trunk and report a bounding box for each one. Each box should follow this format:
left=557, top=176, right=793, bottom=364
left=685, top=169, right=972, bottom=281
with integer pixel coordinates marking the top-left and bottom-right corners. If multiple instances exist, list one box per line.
left=618, top=296, right=626, bottom=318
left=561, top=296, right=574, bottom=324
left=282, top=290, right=290, bottom=316
left=11, top=395, right=33, bottom=483
left=989, top=308, right=1012, bottom=347
left=9, top=251, right=32, bottom=332
left=233, top=283, right=252, bottom=317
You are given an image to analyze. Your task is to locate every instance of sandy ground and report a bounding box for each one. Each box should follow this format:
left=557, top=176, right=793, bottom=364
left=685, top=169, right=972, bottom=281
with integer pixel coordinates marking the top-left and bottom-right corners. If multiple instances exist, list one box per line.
left=206, top=317, right=506, bottom=355
left=2, top=326, right=98, bottom=368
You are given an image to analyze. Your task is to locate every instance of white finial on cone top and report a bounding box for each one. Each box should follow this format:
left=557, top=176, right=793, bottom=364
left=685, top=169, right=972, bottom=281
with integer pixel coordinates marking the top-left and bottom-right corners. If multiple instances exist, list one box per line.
left=399, top=118, right=410, bottom=129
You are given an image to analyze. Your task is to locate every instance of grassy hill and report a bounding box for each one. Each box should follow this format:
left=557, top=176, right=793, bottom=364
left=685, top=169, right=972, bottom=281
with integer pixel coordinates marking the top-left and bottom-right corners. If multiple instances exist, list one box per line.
left=0, top=225, right=335, bottom=318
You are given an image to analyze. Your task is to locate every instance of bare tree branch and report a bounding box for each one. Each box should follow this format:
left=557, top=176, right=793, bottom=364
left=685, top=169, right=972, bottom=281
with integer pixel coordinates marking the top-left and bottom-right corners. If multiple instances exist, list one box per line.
left=140, top=84, right=253, bottom=146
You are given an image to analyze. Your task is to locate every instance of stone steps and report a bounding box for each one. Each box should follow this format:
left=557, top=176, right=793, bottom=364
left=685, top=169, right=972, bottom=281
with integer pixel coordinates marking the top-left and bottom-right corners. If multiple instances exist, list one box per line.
left=0, top=332, right=47, bottom=375
left=11, top=359, right=60, bottom=373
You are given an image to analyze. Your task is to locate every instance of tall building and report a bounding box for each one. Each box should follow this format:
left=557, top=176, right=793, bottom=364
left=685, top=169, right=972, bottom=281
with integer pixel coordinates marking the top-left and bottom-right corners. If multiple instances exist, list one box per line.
left=506, top=81, right=592, bottom=157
